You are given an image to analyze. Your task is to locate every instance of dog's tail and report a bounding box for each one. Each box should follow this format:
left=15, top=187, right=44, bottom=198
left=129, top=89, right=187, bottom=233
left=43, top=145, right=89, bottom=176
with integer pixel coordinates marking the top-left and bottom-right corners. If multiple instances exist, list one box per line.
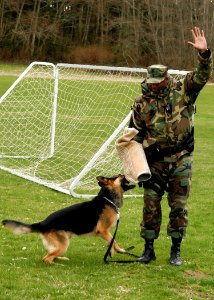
left=2, top=219, right=41, bottom=235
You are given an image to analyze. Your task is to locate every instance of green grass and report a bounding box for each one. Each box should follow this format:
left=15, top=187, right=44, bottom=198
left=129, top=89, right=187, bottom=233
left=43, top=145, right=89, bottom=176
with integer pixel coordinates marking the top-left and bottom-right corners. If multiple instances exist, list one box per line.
left=0, top=63, right=27, bottom=73
left=0, top=70, right=214, bottom=299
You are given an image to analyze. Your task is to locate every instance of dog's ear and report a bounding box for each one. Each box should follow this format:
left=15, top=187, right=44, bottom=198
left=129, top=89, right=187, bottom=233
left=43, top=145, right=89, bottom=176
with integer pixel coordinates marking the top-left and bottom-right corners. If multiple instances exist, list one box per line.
left=96, top=176, right=107, bottom=187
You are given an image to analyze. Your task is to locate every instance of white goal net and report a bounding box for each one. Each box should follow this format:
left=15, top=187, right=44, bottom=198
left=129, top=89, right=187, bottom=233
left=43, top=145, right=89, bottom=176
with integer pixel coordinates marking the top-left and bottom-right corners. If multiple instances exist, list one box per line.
left=0, top=62, right=188, bottom=198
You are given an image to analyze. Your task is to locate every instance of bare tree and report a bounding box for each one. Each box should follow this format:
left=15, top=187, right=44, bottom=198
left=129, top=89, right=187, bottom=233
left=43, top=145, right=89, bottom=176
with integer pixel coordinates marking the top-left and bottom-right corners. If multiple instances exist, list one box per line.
left=0, top=0, right=213, bottom=69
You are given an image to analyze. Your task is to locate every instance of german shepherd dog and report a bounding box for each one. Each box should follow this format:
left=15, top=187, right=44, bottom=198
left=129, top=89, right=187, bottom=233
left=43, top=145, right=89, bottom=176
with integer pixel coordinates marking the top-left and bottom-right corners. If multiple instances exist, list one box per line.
left=2, top=174, right=135, bottom=265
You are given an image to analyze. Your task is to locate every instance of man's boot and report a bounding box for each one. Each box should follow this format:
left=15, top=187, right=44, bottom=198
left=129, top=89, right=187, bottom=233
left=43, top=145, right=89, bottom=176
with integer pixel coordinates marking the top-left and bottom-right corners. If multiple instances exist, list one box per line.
left=138, top=239, right=156, bottom=264
left=170, top=237, right=182, bottom=266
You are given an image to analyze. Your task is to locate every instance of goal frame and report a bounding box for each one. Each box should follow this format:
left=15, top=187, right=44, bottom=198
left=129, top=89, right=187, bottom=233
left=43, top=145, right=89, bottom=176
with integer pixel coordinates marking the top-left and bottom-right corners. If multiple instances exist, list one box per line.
left=0, top=62, right=188, bottom=198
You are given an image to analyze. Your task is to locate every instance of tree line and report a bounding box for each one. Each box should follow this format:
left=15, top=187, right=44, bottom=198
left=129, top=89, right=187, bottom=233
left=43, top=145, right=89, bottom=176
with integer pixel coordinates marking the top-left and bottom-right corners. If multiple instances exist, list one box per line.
left=0, top=0, right=214, bottom=70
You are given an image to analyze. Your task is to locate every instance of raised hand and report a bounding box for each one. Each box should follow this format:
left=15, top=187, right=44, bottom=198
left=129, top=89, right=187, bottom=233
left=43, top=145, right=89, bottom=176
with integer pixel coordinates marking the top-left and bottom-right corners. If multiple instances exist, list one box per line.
left=187, top=27, right=207, bottom=53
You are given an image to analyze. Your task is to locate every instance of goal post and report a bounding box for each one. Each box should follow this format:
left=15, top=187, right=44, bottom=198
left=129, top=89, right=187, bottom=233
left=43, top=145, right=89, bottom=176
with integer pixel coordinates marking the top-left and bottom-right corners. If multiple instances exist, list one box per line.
left=0, top=62, right=188, bottom=198
left=0, top=62, right=57, bottom=159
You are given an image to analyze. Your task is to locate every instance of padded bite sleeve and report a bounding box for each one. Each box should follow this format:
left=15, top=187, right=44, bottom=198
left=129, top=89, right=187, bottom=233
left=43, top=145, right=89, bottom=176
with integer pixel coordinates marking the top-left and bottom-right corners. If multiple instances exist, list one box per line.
left=115, top=127, right=151, bottom=184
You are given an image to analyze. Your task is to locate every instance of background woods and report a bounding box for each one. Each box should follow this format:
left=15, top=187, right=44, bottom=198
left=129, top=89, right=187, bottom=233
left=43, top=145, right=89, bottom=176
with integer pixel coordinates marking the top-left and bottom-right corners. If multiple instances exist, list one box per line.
left=0, top=0, right=214, bottom=69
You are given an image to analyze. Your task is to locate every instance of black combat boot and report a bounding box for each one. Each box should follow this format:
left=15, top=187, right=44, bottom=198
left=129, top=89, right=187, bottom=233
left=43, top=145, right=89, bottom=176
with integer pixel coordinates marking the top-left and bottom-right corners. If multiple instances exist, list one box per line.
left=170, top=237, right=182, bottom=266
left=138, top=239, right=156, bottom=264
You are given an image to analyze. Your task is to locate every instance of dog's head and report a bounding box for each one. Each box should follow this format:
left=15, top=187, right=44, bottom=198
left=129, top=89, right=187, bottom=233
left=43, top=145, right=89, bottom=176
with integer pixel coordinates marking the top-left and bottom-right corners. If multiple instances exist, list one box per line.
left=96, top=174, right=135, bottom=206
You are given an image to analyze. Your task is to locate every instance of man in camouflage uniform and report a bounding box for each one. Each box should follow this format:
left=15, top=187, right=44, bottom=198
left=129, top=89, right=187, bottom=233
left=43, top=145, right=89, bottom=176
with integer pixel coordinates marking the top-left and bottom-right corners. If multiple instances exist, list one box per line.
left=129, top=27, right=212, bottom=265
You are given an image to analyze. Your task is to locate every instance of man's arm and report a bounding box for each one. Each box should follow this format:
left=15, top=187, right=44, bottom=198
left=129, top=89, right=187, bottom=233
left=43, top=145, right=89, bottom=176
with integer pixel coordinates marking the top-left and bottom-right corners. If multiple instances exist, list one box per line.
left=128, top=96, right=147, bottom=144
left=187, top=27, right=212, bottom=88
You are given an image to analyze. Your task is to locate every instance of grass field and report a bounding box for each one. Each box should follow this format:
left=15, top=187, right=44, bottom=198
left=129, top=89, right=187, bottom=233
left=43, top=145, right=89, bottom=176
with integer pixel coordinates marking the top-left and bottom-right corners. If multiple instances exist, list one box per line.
left=0, top=68, right=214, bottom=300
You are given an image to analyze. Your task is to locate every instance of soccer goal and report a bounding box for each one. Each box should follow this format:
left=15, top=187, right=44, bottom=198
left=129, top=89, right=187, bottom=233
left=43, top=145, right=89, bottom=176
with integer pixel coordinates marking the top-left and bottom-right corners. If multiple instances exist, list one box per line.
left=0, top=62, right=188, bottom=198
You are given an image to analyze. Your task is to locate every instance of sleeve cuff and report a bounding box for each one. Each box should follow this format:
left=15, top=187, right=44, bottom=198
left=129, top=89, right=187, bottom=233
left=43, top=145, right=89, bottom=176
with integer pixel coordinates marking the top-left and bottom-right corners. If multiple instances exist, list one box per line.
left=199, top=48, right=211, bottom=59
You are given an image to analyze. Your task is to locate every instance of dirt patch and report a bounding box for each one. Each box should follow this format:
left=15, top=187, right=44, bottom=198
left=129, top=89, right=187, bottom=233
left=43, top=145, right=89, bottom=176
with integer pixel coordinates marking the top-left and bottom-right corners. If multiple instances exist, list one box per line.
left=184, top=270, right=208, bottom=279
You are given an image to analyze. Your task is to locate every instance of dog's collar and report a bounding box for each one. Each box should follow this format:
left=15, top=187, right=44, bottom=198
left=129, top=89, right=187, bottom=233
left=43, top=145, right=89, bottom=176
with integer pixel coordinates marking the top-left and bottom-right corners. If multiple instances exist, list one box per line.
left=103, top=196, right=120, bottom=217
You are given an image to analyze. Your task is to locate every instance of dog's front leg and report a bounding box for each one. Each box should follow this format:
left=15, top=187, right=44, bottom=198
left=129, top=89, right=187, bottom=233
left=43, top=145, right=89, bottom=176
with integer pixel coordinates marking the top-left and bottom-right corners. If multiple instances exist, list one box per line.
left=96, top=226, right=125, bottom=256
left=112, top=239, right=126, bottom=254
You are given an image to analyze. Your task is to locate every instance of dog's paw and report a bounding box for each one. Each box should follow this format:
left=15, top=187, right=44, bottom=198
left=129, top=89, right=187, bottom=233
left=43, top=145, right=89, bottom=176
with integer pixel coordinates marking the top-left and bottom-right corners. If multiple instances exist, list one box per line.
left=57, top=256, right=70, bottom=261
left=43, top=258, right=64, bottom=266
left=116, top=248, right=126, bottom=254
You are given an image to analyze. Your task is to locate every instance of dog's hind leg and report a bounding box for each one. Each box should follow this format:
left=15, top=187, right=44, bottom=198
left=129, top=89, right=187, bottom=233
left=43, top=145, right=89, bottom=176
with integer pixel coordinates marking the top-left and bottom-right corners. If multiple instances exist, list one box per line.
left=56, top=232, right=72, bottom=261
left=41, top=231, right=70, bottom=265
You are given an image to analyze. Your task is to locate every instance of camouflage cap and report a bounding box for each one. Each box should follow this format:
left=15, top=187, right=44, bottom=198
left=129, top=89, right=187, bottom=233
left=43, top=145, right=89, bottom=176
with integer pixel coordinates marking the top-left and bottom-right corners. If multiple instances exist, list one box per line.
left=146, top=64, right=168, bottom=84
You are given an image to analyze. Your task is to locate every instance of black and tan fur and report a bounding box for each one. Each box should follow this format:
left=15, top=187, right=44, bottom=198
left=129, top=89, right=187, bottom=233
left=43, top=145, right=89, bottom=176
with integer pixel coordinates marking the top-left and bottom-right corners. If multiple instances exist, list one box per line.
left=2, top=174, right=135, bottom=265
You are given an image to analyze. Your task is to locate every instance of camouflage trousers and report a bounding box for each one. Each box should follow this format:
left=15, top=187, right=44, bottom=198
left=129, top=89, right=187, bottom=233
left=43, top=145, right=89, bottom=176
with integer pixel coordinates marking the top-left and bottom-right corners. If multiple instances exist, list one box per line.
left=141, top=154, right=193, bottom=240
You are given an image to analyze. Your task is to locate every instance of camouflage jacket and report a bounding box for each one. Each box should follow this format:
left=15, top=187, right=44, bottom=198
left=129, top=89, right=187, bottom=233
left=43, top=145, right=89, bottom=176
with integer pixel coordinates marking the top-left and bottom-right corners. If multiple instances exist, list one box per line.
left=130, top=51, right=212, bottom=158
